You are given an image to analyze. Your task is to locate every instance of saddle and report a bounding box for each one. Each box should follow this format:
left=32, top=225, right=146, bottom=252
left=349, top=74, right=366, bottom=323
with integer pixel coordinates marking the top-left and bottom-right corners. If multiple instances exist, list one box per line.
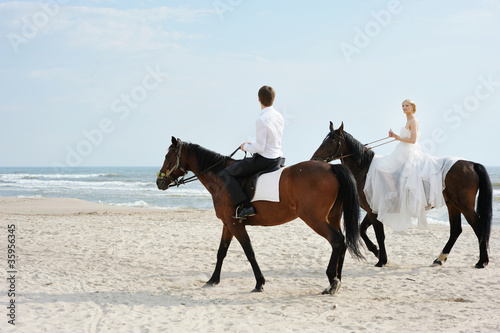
left=240, top=157, right=286, bottom=201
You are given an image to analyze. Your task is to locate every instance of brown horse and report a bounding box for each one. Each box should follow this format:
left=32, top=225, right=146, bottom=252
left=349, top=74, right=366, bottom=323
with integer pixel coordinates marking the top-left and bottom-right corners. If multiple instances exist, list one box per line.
left=156, top=137, right=363, bottom=294
left=311, top=122, right=492, bottom=268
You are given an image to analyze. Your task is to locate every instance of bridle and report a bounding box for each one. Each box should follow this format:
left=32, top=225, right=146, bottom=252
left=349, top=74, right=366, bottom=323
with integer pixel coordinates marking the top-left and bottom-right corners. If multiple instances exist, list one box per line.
left=324, top=132, right=395, bottom=163
left=157, top=141, right=188, bottom=187
left=323, top=132, right=344, bottom=163
left=157, top=142, right=240, bottom=187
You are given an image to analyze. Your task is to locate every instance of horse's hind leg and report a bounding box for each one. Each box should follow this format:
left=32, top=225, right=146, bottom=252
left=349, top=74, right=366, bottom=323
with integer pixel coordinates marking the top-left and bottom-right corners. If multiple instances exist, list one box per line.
left=302, top=211, right=345, bottom=295
left=206, top=225, right=233, bottom=287
left=319, top=201, right=348, bottom=294
left=432, top=204, right=462, bottom=267
left=322, top=225, right=346, bottom=295
left=462, top=208, right=489, bottom=268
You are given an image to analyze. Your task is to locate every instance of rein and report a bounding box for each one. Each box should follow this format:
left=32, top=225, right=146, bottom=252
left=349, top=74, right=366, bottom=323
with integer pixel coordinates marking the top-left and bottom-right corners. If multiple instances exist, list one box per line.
left=157, top=145, right=241, bottom=187
left=329, top=134, right=395, bottom=163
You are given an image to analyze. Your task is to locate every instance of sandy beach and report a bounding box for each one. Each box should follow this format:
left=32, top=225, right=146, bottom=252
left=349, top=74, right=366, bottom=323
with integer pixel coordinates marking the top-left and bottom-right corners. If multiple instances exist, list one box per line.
left=1, top=197, right=499, bottom=332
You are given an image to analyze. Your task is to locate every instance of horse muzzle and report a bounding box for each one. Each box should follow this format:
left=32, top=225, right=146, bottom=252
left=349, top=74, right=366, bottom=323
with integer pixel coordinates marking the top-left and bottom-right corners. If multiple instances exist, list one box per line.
left=311, top=156, right=331, bottom=163
left=156, top=177, right=171, bottom=190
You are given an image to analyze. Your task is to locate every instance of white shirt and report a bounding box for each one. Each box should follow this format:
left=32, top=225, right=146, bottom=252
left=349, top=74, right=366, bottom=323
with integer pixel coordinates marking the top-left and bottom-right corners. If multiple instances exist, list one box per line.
left=243, top=106, right=284, bottom=159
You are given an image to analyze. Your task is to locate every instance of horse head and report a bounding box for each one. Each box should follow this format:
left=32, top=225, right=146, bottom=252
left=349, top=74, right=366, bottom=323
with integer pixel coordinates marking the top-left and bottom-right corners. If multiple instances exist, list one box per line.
left=156, top=136, right=188, bottom=190
left=311, top=121, right=345, bottom=163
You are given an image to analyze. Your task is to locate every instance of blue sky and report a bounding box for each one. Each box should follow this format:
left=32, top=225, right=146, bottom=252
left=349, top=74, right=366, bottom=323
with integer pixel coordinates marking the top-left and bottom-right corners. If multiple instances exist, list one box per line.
left=1, top=0, right=499, bottom=168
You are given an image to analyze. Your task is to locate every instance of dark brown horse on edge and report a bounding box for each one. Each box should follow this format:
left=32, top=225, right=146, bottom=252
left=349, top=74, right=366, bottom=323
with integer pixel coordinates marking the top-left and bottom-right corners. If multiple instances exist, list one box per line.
left=156, top=137, right=364, bottom=294
left=311, top=122, right=492, bottom=268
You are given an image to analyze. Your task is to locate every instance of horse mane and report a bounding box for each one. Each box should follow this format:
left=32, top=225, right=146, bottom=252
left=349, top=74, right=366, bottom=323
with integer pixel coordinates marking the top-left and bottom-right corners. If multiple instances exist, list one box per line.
left=186, top=143, right=232, bottom=175
left=340, top=130, right=375, bottom=167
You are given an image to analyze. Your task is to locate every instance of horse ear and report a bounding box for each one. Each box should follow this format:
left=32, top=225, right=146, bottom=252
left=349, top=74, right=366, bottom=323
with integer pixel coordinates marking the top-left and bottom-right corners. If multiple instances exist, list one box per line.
left=171, top=136, right=177, bottom=147
left=339, top=122, right=344, bottom=134
left=329, top=121, right=334, bottom=132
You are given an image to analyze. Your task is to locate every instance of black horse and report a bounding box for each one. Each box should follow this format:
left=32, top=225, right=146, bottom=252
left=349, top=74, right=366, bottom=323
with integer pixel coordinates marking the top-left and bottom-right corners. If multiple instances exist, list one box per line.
left=312, top=122, right=492, bottom=268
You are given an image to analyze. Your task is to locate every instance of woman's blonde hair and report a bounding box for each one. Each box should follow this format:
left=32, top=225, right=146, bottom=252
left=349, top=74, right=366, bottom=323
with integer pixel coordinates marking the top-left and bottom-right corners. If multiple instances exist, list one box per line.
left=402, top=99, right=417, bottom=113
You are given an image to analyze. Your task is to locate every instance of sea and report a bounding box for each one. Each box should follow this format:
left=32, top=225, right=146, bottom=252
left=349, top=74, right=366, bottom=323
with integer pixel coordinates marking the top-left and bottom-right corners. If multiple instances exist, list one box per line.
left=0, top=166, right=499, bottom=226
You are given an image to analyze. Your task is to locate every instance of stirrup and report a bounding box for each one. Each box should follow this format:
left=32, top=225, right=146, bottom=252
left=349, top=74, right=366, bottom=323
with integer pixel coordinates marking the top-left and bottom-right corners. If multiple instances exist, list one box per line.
left=232, top=206, right=245, bottom=220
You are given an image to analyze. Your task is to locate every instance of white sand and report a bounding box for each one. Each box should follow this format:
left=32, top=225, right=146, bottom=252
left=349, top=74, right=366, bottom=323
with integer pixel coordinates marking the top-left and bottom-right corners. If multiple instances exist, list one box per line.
left=1, top=197, right=499, bottom=332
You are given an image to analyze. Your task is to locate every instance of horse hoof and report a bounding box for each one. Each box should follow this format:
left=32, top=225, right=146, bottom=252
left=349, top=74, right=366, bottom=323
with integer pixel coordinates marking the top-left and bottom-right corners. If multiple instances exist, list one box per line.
left=431, top=259, right=442, bottom=267
left=475, top=262, right=487, bottom=269
left=322, top=278, right=341, bottom=295
left=251, top=287, right=264, bottom=292
left=375, top=261, right=386, bottom=267
left=204, top=280, right=219, bottom=287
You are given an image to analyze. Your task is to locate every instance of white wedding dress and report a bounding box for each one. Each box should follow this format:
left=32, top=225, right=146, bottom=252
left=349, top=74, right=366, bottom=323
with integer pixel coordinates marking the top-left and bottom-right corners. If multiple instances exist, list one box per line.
left=364, top=127, right=459, bottom=231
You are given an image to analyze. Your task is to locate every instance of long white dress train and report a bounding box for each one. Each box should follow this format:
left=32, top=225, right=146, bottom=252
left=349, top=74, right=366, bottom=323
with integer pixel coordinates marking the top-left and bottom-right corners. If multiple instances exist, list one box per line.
left=363, top=127, right=459, bottom=231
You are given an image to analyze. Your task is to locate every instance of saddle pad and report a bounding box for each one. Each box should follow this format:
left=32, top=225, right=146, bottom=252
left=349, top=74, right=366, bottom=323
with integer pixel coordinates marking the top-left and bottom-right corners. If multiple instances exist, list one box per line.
left=251, top=167, right=285, bottom=202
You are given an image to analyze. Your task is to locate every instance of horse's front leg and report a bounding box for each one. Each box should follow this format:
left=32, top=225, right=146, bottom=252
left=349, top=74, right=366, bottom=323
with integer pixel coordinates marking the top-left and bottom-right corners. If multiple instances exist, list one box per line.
left=432, top=205, right=462, bottom=267
left=360, top=214, right=378, bottom=258
left=372, top=218, right=388, bottom=267
left=231, top=224, right=265, bottom=292
left=205, top=225, right=233, bottom=287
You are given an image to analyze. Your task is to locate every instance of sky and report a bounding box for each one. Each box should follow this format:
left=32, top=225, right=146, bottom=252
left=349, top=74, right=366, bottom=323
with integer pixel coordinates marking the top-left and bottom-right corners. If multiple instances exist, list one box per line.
left=1, top=0, right=500, bottom=168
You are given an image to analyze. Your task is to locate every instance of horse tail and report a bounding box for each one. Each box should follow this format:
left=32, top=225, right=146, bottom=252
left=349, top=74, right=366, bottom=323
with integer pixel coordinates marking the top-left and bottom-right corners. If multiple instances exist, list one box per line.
left=330, top=164, right=364, bottom=260
left=474, top=163, right=492, bottom=246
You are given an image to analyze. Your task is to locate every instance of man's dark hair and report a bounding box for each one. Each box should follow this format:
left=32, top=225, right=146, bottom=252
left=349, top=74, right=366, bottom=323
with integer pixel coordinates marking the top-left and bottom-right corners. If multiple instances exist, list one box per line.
left=258, top=86, right=275, bottom=107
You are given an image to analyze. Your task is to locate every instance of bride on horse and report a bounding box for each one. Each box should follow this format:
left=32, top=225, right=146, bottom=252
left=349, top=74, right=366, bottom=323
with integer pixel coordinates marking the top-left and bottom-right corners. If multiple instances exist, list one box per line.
left=364, top=99, right=458, bottom=231
left=311, top=100, right=492, bottom=268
